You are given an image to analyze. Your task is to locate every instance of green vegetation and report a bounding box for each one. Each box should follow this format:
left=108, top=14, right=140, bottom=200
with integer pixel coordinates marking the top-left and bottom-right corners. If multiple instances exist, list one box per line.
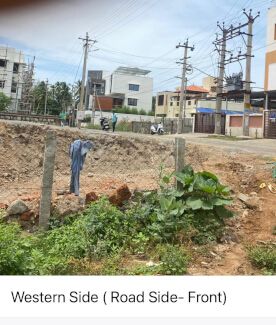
left=31, top=81, right=72, bottom=115
left=248, top=244, right=276, bottom=275
left=0, top=166, right=233, bottom=275
left=0, top=92, right=12, bottom=111
left=113, top=106, right=154, bottom=116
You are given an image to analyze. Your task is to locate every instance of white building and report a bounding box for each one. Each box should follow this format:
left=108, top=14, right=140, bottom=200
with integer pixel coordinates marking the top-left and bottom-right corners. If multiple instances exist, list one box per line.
left=0, top=46, right=25, bottom=111
left=265, top=3, right=276, bottom=90
left=105, top=67, right=153, bottom=112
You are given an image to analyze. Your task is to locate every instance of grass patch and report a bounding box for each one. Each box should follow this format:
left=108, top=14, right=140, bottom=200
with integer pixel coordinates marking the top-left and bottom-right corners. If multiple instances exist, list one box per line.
left=248, top=244, right=276, bottom=275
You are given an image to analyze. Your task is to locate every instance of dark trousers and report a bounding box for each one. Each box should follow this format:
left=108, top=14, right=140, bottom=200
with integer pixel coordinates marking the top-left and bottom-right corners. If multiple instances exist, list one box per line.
left=70, top=169, right=80, bottom=196
left=112, top=122, right=116, bottom=132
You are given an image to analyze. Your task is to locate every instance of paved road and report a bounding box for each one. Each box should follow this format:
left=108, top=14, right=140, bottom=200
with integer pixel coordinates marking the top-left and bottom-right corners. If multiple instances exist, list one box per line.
left=165, top=133, right=276, bottom=157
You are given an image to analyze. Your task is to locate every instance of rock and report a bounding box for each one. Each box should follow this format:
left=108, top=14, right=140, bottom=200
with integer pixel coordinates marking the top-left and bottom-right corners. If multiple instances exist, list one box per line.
left=109, top=184, right=132, bottom=206
left=201, top=262, right=209, bottom=269
left=6, top=199, right=29, bottom=216
left=54, top=195, right=85, bottom=216
left=242, top=210, right=249, bottom=219
left=250, top=192, right=258, bottom=197
left=146, top=261, right=160, bottom=267
left=3, top=173, right=10, bottom=177
left=20, top=210, right=35, bottom=221
left=87, top=173, right=93, bottom=177
left=219, top=230, right=239, bottom=244
left=237, top=193, right=260, bottom=209
left=85, top=191, right=98, bottom=205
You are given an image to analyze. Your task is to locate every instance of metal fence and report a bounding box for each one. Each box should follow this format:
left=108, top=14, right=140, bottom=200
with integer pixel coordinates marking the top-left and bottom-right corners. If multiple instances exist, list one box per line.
left=131, top=118, right=193, bottom=134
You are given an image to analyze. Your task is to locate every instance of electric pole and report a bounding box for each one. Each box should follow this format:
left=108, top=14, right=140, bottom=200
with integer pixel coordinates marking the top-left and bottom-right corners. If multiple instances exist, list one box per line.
left=44, top=78, right=48, bottom=115
left=78, top=32, right=96, bottom=114
left=176, top=39, right=194, bottom=134
left=214, top=25, right=227, bottom=134
left=214, top=18, right=250, bottom=134
left=242, top=9, right=260, bottom=136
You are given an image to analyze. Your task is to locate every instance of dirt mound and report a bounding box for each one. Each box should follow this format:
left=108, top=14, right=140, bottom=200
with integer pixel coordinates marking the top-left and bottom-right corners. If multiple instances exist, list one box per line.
left=0, top=121, right=175, bottom=203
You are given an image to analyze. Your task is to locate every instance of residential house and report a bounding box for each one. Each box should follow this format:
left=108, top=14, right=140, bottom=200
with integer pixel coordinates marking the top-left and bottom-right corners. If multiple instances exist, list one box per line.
left=155, top=85, right=209, bottom=118
left=85, top=67, right=153, bottom=112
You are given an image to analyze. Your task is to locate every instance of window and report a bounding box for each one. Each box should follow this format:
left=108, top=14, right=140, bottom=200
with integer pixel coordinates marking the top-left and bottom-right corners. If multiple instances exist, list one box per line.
left=188, top=100, right=191, bottom=105
left=0, top=59, right=7, bottom=68
left=170, top=102, right=173, bottom=106
left=128, top=98, right=138, bottom=106
left=177, top=102, right=179, bottom=106
left=11, top=81, right=17, bottom=93
left=158, top=95, right=164, bottom=106
left=13, top=63, right=19, bottom=74
left=129, top=84, right=139, bottom=91
left=0, top=80, right=5, bottom=89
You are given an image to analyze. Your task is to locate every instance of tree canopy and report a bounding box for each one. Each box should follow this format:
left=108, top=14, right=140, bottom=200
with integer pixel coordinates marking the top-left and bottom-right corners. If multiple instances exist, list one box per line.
left=31, top=81, right=72, bottom=115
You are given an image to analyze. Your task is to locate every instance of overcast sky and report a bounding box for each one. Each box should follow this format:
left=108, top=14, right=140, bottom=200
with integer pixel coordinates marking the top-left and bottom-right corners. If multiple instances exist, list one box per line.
left=0, top=0, right=270, bottom=94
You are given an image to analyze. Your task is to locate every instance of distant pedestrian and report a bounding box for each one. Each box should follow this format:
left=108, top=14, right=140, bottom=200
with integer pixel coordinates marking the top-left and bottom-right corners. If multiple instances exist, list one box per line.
left=112, top=112, right=118, bottom=132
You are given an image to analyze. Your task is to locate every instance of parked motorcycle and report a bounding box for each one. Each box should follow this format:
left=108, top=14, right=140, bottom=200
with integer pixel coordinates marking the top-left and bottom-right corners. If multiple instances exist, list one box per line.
left=150, top=122, right=164, bottom=135
left=100, top=117, right=110, bottom=131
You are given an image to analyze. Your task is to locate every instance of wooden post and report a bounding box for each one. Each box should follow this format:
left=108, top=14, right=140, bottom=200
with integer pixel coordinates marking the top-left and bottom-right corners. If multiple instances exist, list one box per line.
left=175, top=137, right=185, bottom=190
left=39, top=130, right=57, bottom=230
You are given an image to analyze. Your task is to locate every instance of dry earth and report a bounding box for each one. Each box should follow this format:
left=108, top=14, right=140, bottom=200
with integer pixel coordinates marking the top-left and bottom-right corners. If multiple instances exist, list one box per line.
left=0, top=121, right=275, bottom=275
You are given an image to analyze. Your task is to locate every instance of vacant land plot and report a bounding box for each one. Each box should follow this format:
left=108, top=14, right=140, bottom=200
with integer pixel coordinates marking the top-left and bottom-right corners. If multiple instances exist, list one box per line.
left=0, top=121, right=275, bottom=275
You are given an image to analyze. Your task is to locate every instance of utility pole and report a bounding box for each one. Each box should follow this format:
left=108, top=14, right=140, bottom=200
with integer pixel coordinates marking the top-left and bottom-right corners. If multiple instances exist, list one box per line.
left=44, top=78, right=48, bottom=115
left=176, top=39, right=194, bottom=134
left=214, top=25, right=227, bottom=134
left=214, top=19, right=250, bottom=134
left=242, top=9, right=260, bottom=136
left=78, top=33, right=96, bottom=114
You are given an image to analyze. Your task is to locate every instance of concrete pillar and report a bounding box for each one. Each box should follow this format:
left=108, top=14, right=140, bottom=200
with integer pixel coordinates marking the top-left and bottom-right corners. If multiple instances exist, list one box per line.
left=39, top=130, right=57, bottom=230
left=175, top=137, right=185, bottom=191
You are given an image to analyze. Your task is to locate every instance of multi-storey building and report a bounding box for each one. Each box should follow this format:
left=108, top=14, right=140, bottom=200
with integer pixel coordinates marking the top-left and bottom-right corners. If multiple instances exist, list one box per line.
left=86, top=67, right=153, bottom=112
left=155, top=85, right=209, bottom=118
left=0, top=46, right=25, bottom=111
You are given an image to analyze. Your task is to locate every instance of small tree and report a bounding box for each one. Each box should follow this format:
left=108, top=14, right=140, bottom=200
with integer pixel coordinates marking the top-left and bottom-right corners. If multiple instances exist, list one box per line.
left=0, top=92, right=11, bottom=111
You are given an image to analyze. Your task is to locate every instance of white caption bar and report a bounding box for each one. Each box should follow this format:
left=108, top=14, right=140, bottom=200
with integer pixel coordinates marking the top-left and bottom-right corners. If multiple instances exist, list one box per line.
left=0, top=276, right=275, bottom=318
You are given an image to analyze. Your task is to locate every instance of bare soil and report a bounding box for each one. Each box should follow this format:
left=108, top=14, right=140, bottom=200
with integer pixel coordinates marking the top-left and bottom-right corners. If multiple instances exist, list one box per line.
left=0, top=121, right=275, bottom=275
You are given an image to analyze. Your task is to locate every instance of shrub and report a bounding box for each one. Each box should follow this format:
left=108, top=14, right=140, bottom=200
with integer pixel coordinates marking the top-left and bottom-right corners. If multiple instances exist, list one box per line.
left=248, top=244, right=276, bottom=274
left=139, top=109, right=146, bottom=115
left=116, top=121, right=132, bottom=132
left=81, top=198, right=135, bottom=259
left=0, top=223, right=33, bottom=275
left=155, top=244, right=190, bottom=275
